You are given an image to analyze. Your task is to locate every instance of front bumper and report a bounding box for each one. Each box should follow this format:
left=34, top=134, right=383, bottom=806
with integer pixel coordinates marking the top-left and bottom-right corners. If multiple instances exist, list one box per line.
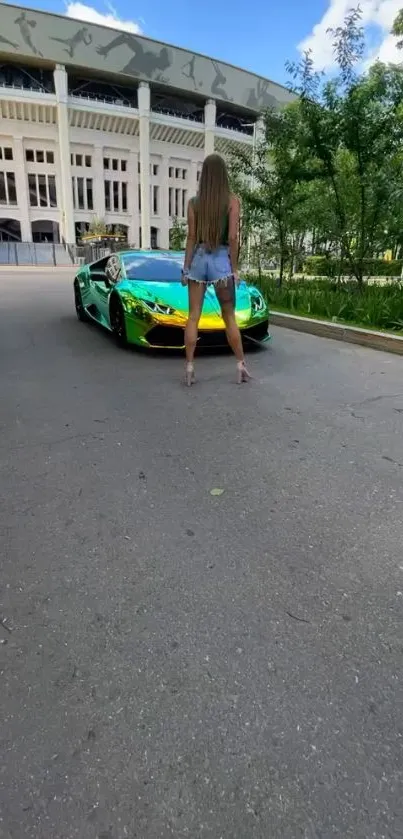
left=142, top=319, right=270, bottom=350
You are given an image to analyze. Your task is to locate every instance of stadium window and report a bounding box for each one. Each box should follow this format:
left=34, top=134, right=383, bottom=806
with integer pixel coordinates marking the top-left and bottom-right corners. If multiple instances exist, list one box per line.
left=122, top=182, right=127, bottom=212
left=138, top=183, right=141, bottom=211
left=0, top=172, right=17, bottom=205
left=86, top=179, right=93, bottom=210
left=153, top=164, right=159, bottom=176
left=175, top=188, right=180, bottom=216
left=168, top=187, right=173, bottom=216
left=169, top=167, right=174, bottom=178
left=4, top=147, right=13, bottom=161
left=112, top=158, right=118, bottom=171
left=48, top=175, right=57, bottom=207
left=104, top=180, right=111, bottom=211
left=104, top=157, right=110, bottom=170
left=85, top=155, right=92, bottom=167
left=36, top=150, right=44, bottom=164
left=182, top=169, right=187, bottom=180
left=113, top=180, right=119, bottom=211
left=76, top=154, right=83, bottom=167
left=38, top=173, right=47, bottom=206
left=153, top=185, right=159, bottom=215
left=121, top=160, right=127, bottom=172
left=26, top=149, right=34, bottom=162
left=0, top=173, right=6, bottom=204
left=6, top=172, right=17, bottom=204
left=46, top=151, right=54, bottom=164
left=28, top=173, right=38, bottom=206
left=181, top=189, right=187, bottom=218
left=77, top=177, right=85, bottom=209
left=175, top=168, right=180, bottom=179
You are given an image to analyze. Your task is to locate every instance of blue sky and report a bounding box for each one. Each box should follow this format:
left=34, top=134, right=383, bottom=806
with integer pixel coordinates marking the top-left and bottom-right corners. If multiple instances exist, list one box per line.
left=5, top=0, right=402, bottom=83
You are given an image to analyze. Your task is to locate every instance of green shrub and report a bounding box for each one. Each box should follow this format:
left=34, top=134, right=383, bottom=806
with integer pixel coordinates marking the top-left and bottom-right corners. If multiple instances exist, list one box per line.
left=303, top=256, right=403, bottom=278
left=257, top=277, right=403, bottom=331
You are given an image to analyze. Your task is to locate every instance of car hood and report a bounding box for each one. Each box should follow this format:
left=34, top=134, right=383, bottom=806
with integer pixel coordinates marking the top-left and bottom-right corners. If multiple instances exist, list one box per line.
left=120, top=280, right=253, bottom=313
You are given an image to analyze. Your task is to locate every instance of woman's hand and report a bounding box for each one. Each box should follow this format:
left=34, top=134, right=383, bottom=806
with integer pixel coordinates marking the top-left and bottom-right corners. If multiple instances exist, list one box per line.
left=181, top=270, right=188, bottom=287
left=233, top=272, right=240, bottom=287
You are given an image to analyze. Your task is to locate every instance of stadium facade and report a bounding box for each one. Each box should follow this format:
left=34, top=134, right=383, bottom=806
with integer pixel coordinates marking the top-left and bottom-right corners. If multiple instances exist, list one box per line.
left=0, top=4, right=294, bottom=251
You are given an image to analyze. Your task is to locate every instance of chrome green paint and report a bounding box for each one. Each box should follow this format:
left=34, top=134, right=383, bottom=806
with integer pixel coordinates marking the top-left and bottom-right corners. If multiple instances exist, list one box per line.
left=75, top=250, right=270, bottom=349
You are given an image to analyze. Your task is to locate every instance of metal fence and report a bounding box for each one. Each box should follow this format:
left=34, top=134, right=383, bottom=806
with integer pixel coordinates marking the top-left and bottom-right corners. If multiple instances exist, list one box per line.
left=0, top=240, right=127, bottom=266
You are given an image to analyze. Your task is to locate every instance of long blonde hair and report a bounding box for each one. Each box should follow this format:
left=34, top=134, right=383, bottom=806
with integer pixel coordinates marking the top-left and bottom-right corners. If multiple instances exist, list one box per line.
left=195, top=153, right=230, bottom=251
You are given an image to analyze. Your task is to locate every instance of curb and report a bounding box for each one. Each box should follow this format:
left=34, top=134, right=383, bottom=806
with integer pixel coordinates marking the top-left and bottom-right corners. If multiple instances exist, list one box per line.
left=271, top=311, right=403, bottom=356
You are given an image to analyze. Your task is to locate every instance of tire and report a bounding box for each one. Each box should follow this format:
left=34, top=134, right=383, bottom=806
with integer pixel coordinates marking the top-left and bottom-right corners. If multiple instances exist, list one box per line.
left=110, top=295, right=128, bottom=347
left=74, top=278, right=90, bottom=323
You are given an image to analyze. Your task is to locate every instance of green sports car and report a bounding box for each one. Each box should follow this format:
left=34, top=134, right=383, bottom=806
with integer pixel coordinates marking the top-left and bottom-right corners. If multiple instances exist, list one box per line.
left=74, top=249, right=270, bottom=349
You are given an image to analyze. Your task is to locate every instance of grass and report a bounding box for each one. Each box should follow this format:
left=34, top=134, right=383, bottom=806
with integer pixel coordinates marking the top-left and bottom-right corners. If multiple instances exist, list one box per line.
left=254, top=277, right=403, bottom=334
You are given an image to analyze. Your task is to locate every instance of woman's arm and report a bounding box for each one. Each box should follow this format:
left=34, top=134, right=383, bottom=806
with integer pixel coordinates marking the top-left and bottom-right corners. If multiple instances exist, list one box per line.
left=182, top=199, right=196, bottom=282
left=228, top=195, right=240, bottom=282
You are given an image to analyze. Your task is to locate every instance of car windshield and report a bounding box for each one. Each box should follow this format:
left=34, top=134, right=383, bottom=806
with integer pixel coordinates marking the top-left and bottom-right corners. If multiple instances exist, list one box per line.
left=122, top=252, right=183, bottom=282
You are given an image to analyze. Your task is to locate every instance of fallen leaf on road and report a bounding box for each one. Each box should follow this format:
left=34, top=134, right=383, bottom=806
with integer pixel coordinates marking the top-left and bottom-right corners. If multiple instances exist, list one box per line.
left=210, top=488, right=224, bottom=496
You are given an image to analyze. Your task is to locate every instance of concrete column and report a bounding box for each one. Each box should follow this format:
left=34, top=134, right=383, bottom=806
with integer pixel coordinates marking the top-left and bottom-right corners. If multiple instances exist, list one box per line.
left=204, top=99, right=216, bottom=158
left=54, top=64, right=75, bottom=243
left=12, top=137, right=31, bottom=241
left=92, top=145, right=105, bottom=219
left=254, top=116, right=265, bottom=148
left=159, top=155, right=170, bottom=249
left=128, top=149, right=139, bottom=246
left=138, top=81, right=150, bottom=250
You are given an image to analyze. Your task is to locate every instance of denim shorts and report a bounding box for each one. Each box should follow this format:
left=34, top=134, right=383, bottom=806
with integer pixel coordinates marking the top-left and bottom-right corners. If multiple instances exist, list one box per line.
left=186, top=245, right=232, bottom=285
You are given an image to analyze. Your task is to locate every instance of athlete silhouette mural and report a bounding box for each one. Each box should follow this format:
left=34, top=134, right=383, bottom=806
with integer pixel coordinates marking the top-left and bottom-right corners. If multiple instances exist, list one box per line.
left=14, top=11, right=42, bottom=57
left=211, top=60, right=233, bottom=101
left=50, top=27, right=92, bottom=59
left=96, top=34, right=172, bottom=82
left=246, top=79, right=276, bottom=110
left=181, top=55, right=202, bottom=90
left=0, top=34, right=18, bottom=50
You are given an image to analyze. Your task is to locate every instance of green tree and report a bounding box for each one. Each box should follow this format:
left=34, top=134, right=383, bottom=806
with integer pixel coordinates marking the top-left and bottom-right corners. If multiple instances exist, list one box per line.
left=392, top=9, right=403, bottom=49
left=287, top=8, right=403, bottom=285
left=230, top=103, right=317, bottom=283
left=88, top=217, right=107, bottom=237
left=169, top=216, right=187, bottom=250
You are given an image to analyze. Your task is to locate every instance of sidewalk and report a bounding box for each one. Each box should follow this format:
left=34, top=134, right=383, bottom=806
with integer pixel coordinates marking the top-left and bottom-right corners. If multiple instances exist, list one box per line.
left=271, top=310, right=403, bottom=355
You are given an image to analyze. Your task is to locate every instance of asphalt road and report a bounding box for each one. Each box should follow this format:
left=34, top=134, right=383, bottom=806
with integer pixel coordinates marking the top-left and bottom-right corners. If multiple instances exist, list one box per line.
left=1, top=269, right=403, bottom=839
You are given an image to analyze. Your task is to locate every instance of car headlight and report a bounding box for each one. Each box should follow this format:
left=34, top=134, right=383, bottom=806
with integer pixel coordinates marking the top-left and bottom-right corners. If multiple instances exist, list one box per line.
left=251, top=292, right=265, bottom=313
left=142, top=300, right=175, bottom=315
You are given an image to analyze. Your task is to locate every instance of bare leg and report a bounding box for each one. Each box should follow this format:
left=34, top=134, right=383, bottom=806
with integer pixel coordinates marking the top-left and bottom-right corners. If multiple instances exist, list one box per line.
left=215, top=280, right=244, bottom=361
left=185, top=281, right=206, bottom=364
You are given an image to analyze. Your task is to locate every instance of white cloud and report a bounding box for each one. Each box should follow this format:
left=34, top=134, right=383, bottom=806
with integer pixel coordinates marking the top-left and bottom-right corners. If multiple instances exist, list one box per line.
left=299, top=0, right=403, bottom=70
left=65, top=2, right=142, bottom=34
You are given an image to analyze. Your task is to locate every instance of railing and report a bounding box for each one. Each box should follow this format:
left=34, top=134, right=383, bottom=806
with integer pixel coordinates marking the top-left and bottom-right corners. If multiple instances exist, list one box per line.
left=151, top=106, right=204, bottom=124
left=0, top=240, right=131, bottom=266
left=0, top=241, right=76, bottom=266
left=69, top=92, right=137, bottom=108
left=0, top=81, right=54, bottom=94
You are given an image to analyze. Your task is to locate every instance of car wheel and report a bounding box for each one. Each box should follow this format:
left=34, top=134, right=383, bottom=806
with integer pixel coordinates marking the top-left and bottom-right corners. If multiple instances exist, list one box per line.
left=74, top=278, right=89, bottom=323
left=110, top=295, right=128, bottom=347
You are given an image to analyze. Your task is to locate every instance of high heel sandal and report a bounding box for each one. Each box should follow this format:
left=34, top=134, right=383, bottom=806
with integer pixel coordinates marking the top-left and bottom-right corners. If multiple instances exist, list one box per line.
left=236, top=360, right=252, bottom=384
left=185, top=362, right=195, bottom=387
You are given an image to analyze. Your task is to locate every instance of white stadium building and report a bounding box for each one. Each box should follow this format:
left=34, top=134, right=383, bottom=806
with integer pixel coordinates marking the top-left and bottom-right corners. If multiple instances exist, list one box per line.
left=0, top=3, right=293, bottom=261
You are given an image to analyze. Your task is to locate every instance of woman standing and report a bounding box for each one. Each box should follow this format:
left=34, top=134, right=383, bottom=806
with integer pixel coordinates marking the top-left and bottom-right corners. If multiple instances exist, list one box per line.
left=181, top=153, right=251, bottom=386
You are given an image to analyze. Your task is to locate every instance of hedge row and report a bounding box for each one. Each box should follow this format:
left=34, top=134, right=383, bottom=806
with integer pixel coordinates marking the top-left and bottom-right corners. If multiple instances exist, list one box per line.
left=257, top=277, right=403, bottom=332
left=304, top=255, right=403, bottom=278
